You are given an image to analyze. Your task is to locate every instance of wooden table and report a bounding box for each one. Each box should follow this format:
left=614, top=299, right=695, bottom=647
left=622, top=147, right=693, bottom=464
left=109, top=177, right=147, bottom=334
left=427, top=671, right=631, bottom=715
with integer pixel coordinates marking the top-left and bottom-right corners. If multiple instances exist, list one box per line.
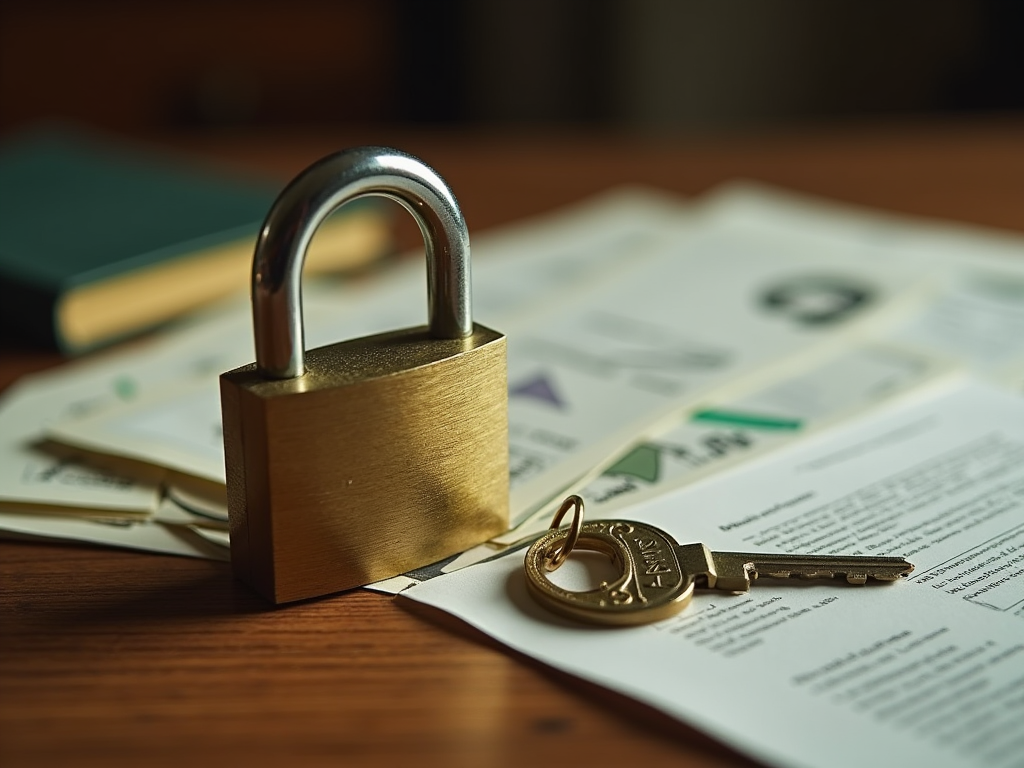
left=3, top=121, right=1023, bottom=768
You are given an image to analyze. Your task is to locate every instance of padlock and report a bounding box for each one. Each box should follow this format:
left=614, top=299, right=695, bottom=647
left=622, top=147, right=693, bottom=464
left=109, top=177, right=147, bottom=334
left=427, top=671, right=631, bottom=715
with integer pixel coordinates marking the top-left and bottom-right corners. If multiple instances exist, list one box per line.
left=220, top=147, right=509, bottom=604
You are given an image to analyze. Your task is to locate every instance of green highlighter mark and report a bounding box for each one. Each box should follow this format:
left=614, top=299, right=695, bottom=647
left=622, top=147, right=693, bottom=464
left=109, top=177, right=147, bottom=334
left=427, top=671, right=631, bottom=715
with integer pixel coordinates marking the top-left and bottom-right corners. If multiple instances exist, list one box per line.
left=691, top=409, right=802, bottom=431
left=113, top=376, right=137, bottom=401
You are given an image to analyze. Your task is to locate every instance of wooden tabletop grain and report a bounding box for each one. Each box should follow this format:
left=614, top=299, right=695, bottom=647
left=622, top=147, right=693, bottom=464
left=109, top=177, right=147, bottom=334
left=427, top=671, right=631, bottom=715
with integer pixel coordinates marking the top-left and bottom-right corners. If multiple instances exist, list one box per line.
left=3, top=120, right=1023, bottom=768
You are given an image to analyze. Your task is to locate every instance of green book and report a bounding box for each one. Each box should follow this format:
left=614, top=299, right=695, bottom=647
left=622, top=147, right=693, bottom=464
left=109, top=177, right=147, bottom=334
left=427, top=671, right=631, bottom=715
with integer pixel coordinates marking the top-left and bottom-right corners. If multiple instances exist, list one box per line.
left=0, top=128, right=389, bottom=353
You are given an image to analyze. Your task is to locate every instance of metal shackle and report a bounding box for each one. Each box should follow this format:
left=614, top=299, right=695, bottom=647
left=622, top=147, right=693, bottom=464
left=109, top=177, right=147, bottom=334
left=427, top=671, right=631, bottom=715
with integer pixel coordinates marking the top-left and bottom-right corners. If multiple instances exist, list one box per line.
left=252, top=146, right=472, bottom=379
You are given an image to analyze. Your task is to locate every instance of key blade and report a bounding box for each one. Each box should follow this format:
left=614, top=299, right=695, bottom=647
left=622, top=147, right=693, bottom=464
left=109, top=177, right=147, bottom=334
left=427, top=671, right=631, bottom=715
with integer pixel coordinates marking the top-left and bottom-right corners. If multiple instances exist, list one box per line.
left=709, top=552, right=914, bottom=592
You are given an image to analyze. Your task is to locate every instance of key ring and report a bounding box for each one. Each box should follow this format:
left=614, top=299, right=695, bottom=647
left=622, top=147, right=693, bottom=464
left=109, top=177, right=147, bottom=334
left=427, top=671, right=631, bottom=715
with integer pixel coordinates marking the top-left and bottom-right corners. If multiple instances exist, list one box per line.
left=543, top=494, right=584, bottom=571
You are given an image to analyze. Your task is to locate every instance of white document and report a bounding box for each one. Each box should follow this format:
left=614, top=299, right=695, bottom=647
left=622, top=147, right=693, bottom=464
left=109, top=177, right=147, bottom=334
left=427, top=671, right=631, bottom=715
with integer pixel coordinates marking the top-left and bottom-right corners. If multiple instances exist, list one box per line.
left=706, top=183, right=1024, bottom=380
left=502, top=217, right=919, bottom=521
left=0, top=510, right=229, bottom=561
left=0, top=310, right=246, bottom=517
left=404, top=378, right=1024, bottom=768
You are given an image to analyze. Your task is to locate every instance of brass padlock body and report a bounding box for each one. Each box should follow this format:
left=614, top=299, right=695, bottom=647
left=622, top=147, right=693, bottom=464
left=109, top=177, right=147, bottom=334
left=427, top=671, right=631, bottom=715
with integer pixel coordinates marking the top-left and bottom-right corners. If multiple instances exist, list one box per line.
left=221, top=323, right=508, bottom=604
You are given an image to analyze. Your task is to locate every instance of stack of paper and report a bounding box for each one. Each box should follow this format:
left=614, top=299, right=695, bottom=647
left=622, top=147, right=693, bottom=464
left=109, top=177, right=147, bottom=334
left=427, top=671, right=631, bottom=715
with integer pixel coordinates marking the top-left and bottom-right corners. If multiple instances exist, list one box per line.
left=3, top=184, right=1023, bottom=572
left=0, top=188, right=687, bottom=556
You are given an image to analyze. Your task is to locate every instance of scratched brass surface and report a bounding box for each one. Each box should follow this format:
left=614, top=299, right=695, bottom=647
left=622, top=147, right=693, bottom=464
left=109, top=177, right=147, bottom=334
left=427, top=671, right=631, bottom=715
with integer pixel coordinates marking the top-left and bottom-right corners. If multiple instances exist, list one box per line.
left=221, top=323, right=508, bottom=603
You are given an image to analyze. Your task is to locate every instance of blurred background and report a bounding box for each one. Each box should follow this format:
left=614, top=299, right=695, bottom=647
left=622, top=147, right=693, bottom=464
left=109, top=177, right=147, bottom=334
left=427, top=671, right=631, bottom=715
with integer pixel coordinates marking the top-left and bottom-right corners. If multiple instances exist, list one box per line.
left=2, top=0, right=1022, bottom=136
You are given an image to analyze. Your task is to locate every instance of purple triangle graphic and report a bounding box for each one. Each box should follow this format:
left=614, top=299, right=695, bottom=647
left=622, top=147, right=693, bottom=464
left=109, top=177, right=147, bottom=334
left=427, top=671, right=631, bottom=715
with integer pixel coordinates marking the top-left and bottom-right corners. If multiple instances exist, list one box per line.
left=509, top=373, right=565, bottom=409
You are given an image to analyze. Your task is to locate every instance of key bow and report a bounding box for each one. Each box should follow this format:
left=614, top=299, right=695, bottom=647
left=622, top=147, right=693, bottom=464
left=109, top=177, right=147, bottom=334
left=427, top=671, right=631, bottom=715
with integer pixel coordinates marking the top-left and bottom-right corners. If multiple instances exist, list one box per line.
left=524, top=519, right=696, bottom=625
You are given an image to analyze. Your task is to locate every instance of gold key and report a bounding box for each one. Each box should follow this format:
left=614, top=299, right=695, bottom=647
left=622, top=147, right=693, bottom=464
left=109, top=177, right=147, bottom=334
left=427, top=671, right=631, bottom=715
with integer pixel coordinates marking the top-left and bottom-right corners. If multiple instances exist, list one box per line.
left=524, top=496, right=913, bottom=626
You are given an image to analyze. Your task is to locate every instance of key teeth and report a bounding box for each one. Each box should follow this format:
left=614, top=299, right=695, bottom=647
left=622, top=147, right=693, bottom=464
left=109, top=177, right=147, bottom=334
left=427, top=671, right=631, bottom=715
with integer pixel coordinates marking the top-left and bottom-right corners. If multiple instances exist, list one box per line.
left=758, top=570, right=906, bottom=584
left=763, top=570, right=836, bottom=580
